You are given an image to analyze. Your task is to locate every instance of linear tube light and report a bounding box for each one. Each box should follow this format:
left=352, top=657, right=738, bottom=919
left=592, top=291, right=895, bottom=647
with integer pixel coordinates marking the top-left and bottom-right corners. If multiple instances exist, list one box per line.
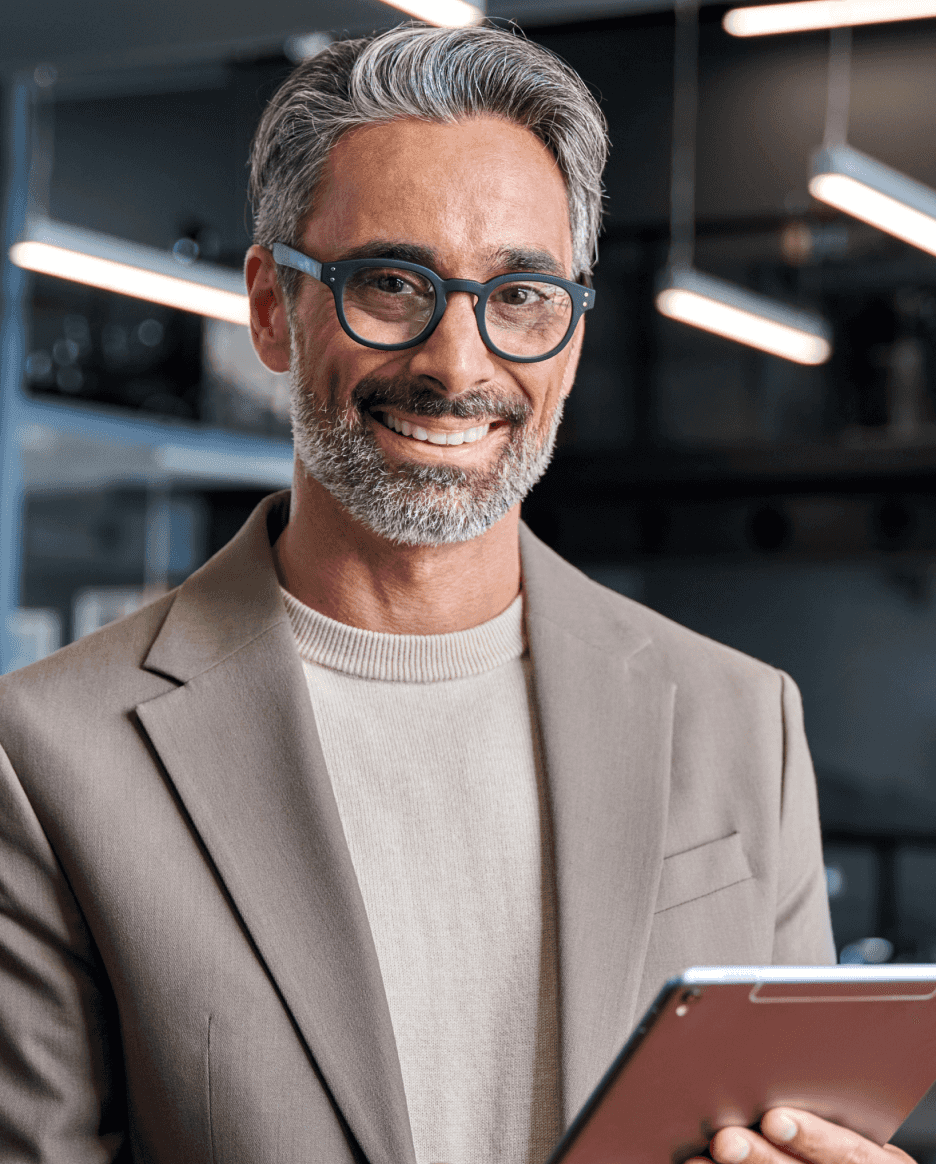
left=656, top=268, right=832, bottom=365
left=378, top=0, right=484, bottom=26
left=810, top=144, right=936, bottom=258
left=10, top=219, right=249, bottom=325
left=725, top=1, right=936, bottom=37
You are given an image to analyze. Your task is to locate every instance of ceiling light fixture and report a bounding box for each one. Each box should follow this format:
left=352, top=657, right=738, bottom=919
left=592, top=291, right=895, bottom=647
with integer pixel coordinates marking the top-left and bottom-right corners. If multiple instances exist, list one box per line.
left=283, top=32, right=333, bottom=63
left=10, top=219, right=248, bottom=325
left=377, top=0, right=484, bottom=26
left=810, top=146, right=936, bottom=257
left=656, top=0, right=832, bottom=364
left=724, top=0, right=936, bottom=37
left=657, top=269, right=832, bottom=364
left=806, top=25, right=936, bottom=258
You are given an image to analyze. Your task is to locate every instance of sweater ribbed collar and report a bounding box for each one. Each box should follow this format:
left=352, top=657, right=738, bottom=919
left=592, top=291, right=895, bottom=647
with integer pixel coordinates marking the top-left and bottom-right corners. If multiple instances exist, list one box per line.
left=281, top=588, right=525, bottom=682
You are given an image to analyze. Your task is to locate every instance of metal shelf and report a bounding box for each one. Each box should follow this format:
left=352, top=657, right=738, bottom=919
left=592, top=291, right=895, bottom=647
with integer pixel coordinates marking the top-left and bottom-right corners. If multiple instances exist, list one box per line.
left=18, top=394, right=293, bottom=491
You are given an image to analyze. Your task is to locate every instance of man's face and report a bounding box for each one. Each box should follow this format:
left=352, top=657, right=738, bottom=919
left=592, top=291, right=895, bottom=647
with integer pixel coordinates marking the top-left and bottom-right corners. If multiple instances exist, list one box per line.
left=285, top=114, right=583, bottom=546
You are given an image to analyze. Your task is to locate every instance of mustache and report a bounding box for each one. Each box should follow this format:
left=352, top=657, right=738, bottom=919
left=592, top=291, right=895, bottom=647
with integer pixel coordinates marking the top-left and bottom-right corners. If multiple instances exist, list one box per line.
left=351, top=373, right=532, bottom=425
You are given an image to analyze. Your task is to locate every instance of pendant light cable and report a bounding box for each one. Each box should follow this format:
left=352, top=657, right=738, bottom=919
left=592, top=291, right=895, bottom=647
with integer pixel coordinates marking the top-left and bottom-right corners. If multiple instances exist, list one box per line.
left=668, top=0, right=700, bottom=271
left=658, top=0, right=832, bottom=364
left=823, top=25, right=853, bottom=148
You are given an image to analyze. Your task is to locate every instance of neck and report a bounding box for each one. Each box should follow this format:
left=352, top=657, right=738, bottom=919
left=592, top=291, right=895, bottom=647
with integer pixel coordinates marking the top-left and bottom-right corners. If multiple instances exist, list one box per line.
left=274, top=469, right=522, bottom=635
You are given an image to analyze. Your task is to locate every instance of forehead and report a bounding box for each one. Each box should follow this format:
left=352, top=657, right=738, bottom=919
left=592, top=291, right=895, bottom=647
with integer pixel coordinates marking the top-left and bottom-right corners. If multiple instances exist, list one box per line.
left=304, top=115, right=575, bottom=275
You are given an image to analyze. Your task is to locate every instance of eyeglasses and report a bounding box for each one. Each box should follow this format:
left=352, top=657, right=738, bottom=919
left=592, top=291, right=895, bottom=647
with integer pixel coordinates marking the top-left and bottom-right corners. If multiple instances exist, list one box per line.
left=272, top=242, right=595, bottom=364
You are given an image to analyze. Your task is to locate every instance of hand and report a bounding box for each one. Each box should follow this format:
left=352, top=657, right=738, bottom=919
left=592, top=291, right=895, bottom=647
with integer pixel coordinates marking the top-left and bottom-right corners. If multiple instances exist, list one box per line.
left=688, top=1107, right=916, bottom=1164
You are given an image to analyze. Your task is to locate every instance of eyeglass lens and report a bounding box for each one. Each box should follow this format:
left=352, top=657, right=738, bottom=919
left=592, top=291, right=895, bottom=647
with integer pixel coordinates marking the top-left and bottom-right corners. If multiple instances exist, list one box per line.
left=342, top=266, right=573, bottom=357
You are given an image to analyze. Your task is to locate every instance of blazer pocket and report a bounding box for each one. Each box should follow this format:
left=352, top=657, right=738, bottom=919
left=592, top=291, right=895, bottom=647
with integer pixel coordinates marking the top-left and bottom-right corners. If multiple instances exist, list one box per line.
left=655, top=832, right=752, bottom=913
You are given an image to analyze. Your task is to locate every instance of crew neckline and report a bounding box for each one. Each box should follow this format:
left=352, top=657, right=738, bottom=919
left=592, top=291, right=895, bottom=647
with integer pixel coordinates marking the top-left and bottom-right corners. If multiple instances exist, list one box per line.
left=281, top=588, right=526, bottom=682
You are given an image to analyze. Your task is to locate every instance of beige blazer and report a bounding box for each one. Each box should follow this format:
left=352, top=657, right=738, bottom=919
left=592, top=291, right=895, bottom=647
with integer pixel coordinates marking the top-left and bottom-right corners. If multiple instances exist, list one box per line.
left=0, top=492, right=834, bottom=1164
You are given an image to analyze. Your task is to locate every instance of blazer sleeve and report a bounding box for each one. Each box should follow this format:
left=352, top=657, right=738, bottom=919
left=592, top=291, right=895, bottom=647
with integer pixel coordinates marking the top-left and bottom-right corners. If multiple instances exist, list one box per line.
left=0, top=741, right=126, bottom=1163
left=771, top=671, right=837, bottom=966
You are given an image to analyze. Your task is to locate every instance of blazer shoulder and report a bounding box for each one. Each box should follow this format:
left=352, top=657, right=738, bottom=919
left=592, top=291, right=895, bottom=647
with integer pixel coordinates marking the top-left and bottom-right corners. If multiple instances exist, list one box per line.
left=608, top=585, right=778, bottom=686
left=520, top=523, right=781, bottom=693
left=1, top=489, right=291, bottom=741
left=0, top=591, right=178, bottom=733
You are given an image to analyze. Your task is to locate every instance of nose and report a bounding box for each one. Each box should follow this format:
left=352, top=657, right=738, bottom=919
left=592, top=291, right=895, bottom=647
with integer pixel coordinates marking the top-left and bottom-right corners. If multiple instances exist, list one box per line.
left=405, top=290, right=499, bottom=396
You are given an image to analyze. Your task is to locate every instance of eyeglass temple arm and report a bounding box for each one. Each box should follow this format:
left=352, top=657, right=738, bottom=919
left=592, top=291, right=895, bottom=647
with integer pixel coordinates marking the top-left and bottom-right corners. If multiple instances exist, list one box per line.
left=272, top=242, right=323, bottom=284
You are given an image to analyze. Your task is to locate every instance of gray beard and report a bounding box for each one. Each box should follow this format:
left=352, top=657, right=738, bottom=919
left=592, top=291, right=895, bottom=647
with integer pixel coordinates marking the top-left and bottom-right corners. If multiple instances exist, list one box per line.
left=289, top=366, right=564, bottom=547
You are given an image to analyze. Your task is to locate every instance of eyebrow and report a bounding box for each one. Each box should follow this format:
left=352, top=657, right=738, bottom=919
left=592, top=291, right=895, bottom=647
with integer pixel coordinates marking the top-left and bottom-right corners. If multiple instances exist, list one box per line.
left=489, top=246, right=566, bottom=278
left=332, top=240, right=568, bottom=279
left=334, top=241, right=438, bottom=267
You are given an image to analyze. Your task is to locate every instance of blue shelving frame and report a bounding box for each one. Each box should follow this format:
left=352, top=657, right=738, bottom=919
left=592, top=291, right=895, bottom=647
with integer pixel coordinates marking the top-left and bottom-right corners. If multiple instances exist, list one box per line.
left=0, top=74, right=293, bottom=673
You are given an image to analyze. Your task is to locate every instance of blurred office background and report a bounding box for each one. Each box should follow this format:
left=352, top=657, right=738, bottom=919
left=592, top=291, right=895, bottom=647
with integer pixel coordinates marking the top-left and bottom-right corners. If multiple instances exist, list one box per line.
left=3, top=0, right=936, bottom=1149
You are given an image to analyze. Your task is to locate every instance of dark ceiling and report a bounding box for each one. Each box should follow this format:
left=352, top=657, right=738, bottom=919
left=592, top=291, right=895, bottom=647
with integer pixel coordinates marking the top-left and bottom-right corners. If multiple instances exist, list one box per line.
left=0, top=0, right=673, bottom=76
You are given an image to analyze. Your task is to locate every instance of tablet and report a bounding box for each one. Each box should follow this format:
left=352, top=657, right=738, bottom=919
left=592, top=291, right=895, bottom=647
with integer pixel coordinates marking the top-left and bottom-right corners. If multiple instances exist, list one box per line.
left=548, top=965, right=936, bottom=1164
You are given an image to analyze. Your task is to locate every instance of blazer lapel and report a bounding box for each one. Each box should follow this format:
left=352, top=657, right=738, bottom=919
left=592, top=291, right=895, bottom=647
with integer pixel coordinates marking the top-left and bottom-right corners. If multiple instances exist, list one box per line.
left=520, top=525, right=676, bottom=1125
left=136, top=493, right=416, bottom=1164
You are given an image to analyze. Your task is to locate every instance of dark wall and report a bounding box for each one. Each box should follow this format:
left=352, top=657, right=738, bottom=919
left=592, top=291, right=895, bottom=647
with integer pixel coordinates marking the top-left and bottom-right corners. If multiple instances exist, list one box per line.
left=46, top=60, right=290, bottom=257
left=41, top=16, right=936, bottom=245
left=534, top=14, right=936, bottom=226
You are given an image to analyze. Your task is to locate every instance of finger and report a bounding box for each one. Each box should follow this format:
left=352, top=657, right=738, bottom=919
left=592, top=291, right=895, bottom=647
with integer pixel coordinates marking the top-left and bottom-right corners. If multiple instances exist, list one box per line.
left=760, top=1108, right=909, bottom=1164
left=710, top=1126, right=762, bottom=1164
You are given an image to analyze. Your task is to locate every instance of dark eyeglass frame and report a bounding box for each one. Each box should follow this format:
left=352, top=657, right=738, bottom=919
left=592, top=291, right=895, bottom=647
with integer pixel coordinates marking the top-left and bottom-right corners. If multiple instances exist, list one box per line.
left=272, top=241, right=596, bottom=364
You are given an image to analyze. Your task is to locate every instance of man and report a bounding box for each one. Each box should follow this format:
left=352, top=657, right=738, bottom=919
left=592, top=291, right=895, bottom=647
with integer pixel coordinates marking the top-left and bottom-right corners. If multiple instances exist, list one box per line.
left=0, top=22, right=909, bottom=1164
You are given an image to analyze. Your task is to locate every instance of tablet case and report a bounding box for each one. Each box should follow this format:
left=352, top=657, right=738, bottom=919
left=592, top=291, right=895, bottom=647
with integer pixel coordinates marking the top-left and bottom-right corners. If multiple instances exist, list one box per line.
left=550, top=966, right=936, bottom=1164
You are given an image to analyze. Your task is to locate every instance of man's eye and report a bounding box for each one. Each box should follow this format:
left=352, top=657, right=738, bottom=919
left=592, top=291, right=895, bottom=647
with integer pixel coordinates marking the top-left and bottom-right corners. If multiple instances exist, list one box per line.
left=373, top=274, right=412, bottom=294
left=495, top=284, right=546, bottom=307
left=356, top=269, right=433, bottom=296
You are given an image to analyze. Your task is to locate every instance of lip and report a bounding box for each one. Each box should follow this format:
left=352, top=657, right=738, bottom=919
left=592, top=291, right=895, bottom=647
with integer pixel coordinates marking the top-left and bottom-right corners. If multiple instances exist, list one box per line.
left=368, top=409, right=506, bottom=459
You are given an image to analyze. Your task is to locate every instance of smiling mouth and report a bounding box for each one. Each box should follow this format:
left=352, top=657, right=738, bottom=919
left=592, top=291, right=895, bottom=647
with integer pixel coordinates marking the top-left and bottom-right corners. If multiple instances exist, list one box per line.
left=375, top=409, right=493, bottom=446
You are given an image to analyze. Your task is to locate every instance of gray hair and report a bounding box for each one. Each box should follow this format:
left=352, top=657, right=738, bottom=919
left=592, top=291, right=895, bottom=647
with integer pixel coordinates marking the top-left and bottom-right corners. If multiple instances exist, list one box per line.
left=248, top=24, right=608, bottom=298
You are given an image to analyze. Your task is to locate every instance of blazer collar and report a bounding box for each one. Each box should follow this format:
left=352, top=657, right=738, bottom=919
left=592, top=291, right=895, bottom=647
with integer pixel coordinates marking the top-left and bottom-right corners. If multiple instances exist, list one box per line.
left=143, top=490, right=293, bottom=683
left=520, top=525, right=675, bottom=1123
left=138, top=491, right=417, bottom=1164
left=144, top=496, right=655, bottom=682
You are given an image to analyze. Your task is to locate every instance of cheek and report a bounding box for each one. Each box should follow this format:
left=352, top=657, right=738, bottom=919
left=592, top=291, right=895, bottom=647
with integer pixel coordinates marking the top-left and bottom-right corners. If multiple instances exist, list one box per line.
left=512, top=370, right=568, bottom=437
left=295, top=283, right=335, bottom=338
left=292, top=314, right=402, bottom=414
left=558, top=327, right=584, bottom=398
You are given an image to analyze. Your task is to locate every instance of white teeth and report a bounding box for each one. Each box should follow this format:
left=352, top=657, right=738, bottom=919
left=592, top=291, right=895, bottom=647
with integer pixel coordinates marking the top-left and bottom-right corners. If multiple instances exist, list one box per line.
left=380, top=412, right=491, bottom=445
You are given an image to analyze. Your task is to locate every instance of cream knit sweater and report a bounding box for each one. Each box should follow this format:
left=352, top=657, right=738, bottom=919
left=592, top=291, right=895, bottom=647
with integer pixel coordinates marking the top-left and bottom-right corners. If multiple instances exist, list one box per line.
left=283, top=589, right=561, bottom=1164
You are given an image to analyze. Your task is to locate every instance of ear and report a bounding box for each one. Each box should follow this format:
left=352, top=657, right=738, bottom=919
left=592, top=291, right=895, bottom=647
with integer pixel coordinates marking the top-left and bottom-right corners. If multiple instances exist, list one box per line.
left=245, top=244, right=291, bottom=373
